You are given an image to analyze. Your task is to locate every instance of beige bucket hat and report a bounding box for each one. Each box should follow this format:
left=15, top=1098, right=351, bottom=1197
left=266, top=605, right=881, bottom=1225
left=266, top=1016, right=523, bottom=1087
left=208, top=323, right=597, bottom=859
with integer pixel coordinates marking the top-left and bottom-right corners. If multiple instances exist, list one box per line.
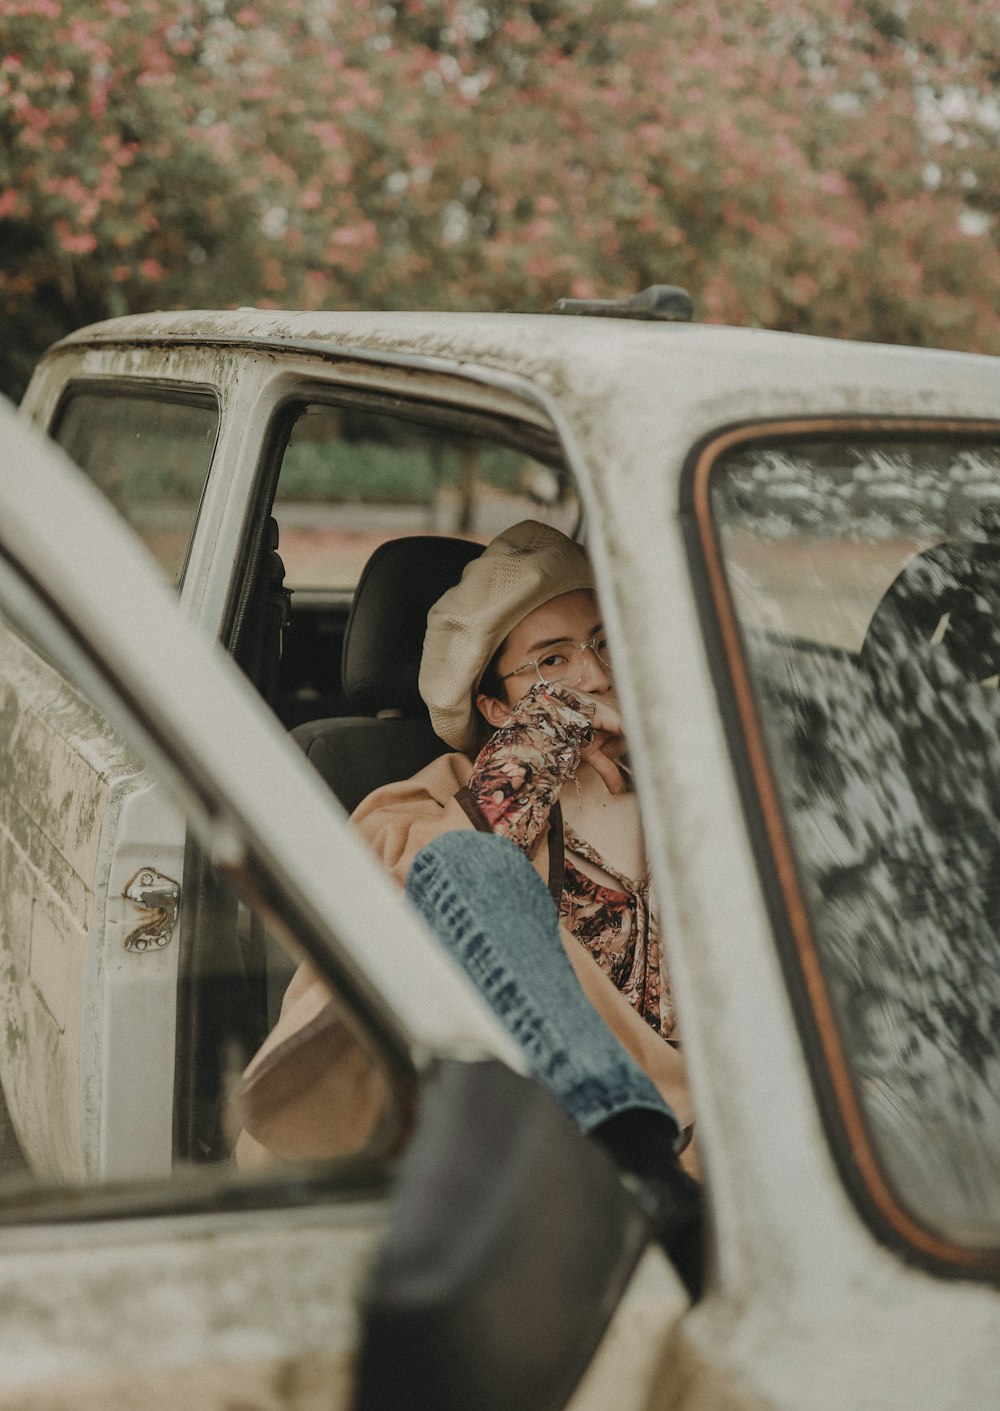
left=420, top=520, right=594, bottom=752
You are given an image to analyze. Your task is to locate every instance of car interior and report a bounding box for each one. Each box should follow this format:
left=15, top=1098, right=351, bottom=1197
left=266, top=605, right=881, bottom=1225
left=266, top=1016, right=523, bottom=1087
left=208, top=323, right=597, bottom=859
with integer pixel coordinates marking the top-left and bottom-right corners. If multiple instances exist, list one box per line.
left=177, top=527, right=494, bottom=1162
left=178, top=398, right=583, bottom=1163
left=39, top=378, right=595, bottom=1171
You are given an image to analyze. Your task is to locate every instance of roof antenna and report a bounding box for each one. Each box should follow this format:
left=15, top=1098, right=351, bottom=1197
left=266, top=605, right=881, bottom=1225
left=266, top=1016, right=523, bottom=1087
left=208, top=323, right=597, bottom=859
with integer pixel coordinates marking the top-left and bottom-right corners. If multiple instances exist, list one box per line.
left=553, top=284, right=694, bottom=322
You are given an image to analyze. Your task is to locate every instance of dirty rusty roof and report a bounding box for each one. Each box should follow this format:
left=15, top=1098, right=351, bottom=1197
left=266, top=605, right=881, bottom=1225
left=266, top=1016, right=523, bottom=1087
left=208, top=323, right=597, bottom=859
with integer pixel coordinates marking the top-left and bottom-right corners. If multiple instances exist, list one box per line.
left=48, top=307, right=1000, bottom=433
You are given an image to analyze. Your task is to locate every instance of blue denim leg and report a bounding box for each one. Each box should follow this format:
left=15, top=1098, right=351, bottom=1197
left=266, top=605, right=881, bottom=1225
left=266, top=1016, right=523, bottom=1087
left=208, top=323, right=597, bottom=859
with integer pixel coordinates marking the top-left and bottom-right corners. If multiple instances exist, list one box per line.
left=405, top=831, right=678, bottom=1137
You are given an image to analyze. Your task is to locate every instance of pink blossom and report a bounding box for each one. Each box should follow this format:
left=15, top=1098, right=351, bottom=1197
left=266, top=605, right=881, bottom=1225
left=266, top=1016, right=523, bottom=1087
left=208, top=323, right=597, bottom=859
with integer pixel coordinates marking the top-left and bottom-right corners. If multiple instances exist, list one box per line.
left=329, top=221, right=377, bottom=249
left=523, top=217, right=554, bottom=241
left=18, top=101, right=52, bottom=134
left=789, top=273, right=821, bottom=306
left=139, top=257, right=166, bottom=280
left=263, top=257, right=285, bottom=291
left=523, top=253, right=557, bottom=278
left=55, top=223, right=97, bottom=255
left=819, top=171, right=852, bottom=197
left=824, top=221, right=863, bottom=251
left=11, top=0, right=60, bottom=17
left=308, top=121, right=343, bottom=149
left=66, top=16, right=111, bottom=63
left=301, top=270, right=330, bottom=308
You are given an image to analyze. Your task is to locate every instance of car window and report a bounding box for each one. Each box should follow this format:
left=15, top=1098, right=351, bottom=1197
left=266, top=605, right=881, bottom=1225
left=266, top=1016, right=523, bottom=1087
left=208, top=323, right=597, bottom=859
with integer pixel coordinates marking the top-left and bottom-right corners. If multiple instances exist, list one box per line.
left=272, top=400, right=578, bottom=590
left=700, top=427, right=1000, bottom=1267
left=52, top=388, right=219, bottom=585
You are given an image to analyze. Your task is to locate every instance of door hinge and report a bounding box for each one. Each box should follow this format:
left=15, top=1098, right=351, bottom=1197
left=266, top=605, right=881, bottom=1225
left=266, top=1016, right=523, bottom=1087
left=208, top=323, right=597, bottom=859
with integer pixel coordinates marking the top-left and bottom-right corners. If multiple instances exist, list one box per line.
left=123, top=869, right=180, bottom=952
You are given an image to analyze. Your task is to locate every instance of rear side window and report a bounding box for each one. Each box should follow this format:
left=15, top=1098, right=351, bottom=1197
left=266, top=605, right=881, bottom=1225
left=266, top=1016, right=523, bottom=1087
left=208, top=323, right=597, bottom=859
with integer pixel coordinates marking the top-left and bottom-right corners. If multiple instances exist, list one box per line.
left=693, top=422, right=1000, bottom=1279
left=53, top=388, right=219, bottom=585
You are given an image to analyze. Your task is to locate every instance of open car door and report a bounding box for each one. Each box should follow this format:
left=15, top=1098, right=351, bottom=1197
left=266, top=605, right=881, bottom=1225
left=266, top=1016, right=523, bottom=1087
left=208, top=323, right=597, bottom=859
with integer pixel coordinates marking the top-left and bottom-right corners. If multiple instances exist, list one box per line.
left=0, top=398, right=687, bottom=1409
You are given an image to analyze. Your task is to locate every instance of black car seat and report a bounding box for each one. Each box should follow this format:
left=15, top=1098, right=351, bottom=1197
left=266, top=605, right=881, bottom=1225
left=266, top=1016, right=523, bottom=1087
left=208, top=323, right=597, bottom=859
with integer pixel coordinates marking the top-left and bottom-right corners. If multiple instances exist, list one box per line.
left=291, top=534, right=485, bottom=815
left=251, top=535, right=485, bottom=1029
left=233, top=515, right=292, bottom=711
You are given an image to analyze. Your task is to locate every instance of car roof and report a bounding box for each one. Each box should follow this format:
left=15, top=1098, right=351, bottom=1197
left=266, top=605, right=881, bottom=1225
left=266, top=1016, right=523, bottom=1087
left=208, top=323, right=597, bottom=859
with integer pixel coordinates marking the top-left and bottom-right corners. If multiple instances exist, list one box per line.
left=46, top=306, right=995, bottom=388
left=43, top=310, right=1000, bottom=479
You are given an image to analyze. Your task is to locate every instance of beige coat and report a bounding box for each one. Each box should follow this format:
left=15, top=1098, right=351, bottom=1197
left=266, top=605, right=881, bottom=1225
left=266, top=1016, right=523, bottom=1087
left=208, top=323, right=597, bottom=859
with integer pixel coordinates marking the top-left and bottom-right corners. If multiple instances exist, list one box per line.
left=235, top=754, right=698, bottom=1175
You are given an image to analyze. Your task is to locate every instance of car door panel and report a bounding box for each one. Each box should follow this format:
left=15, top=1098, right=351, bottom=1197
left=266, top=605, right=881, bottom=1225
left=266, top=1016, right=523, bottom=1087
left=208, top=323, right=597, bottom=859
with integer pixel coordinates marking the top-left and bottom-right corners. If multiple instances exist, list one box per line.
left=0, top=395, right=689, bottom=1409
left=86, top=776, right=185, bottom=1180
left=0, top=619, right=184, bottom=1180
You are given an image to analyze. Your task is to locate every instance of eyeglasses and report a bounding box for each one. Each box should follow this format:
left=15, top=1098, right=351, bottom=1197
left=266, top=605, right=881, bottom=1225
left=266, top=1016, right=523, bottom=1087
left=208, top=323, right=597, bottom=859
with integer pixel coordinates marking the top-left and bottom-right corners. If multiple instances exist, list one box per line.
left=499, top=632, right=612, bottom=688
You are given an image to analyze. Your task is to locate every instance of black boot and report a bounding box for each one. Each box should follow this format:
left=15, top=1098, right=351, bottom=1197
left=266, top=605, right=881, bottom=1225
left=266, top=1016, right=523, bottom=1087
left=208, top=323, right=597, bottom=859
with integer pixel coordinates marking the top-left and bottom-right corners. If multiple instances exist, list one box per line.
left=591, top=1109, right=705, bottom=1300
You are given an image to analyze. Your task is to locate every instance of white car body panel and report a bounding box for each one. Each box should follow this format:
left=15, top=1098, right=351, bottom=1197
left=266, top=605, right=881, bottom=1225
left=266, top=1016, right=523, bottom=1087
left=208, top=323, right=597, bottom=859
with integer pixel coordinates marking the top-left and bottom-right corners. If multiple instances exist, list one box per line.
left=0, top=388, right=686, bottom=1411
left=85, top=776, right=185, bottom=1180
left=0, top=625, right=183, bottom=1180
left=2, top=311, right=999, bottom=1406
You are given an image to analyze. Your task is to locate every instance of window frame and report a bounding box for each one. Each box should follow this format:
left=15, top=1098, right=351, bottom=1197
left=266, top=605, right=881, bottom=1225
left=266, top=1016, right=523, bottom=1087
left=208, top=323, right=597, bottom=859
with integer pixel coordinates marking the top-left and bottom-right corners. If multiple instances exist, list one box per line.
left=49, top=378, right=222, bottom=590
left=223, top=380, right=576, bottom=650
left=683, top=414, right=1000, bottom=1283
left=0, top=378, right=530, bottom=1229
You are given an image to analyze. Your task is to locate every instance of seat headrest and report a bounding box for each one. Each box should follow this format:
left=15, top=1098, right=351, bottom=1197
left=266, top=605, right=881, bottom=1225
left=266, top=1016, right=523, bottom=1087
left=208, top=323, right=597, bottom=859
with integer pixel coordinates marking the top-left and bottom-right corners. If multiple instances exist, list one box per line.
left=342, top=536, right=484, bottom=715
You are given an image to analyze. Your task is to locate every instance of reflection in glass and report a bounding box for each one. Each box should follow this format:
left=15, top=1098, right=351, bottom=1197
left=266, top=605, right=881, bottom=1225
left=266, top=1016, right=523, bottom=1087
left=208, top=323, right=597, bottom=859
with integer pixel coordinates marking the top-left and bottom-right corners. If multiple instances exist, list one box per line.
left=712, top=437, right=1000, bottom=1246
left=54, top=391, right=218, bottom=585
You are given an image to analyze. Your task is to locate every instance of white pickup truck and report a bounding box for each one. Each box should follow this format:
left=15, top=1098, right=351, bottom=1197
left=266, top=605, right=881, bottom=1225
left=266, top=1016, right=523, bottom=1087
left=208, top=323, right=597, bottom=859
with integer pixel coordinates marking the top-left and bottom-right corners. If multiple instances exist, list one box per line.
left=2, top=299, right=999, bottom=1409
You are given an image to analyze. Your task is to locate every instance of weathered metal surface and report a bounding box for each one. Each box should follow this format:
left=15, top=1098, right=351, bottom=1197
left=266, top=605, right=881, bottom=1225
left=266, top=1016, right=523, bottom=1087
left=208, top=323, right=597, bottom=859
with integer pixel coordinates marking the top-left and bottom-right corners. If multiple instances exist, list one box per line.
left=34, top=306, right=1000, bottom=430
left=7, top=315, right=1000, bottom=1407
left=0, top=1203, right=382, bottom=1409
left=0, top=619, right=132, bottom=1179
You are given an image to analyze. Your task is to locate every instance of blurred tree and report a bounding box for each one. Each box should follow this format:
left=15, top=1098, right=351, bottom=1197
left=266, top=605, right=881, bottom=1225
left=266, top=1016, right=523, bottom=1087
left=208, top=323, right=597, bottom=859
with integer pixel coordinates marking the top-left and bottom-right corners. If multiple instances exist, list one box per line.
left=1, top=0, right=999, bottom=400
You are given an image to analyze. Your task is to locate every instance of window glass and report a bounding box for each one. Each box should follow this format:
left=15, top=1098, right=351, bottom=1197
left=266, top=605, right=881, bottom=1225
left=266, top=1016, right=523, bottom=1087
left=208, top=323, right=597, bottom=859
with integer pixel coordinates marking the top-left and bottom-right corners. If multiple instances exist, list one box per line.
left=710, top=434, right=1000, bottom=1250
left=273, top=402, right=577, bottom=590
left=53, top=390, right=219, bottom=585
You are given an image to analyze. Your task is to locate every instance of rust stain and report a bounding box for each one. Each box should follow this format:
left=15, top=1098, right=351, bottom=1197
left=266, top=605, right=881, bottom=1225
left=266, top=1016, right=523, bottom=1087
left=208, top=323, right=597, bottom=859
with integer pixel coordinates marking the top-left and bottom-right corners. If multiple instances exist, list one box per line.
left=122, top=870, right=180, bottom=953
